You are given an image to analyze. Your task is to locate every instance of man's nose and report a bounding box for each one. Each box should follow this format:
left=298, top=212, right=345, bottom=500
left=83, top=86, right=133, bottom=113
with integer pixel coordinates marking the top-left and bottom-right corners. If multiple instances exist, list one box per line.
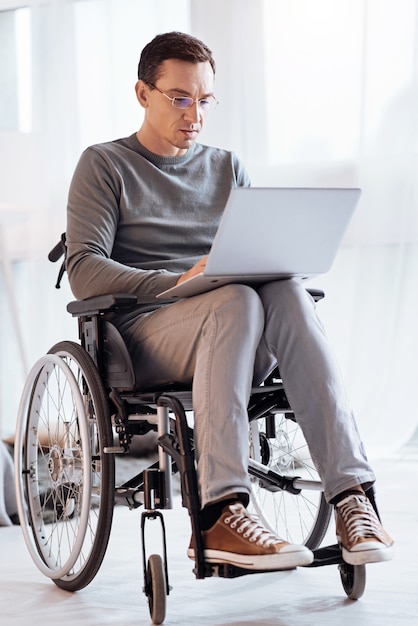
left=183, top=101, right=201, bottom=123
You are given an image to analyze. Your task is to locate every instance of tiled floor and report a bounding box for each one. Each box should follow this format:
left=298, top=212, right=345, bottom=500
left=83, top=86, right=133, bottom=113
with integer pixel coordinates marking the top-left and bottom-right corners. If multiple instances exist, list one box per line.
left=2, top=445, right=417, bottom=626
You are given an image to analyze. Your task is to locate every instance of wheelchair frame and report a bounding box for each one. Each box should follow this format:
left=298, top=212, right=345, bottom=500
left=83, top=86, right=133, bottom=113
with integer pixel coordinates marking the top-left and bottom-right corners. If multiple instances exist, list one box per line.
left=14, top=244, right=370, bottom=624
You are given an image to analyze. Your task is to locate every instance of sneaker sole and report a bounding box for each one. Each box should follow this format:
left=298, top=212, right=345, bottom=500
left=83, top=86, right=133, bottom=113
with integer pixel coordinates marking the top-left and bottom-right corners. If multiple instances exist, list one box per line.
left=342, top=544, right=394, bottom=566
left=187, top=546, right=314, bottom=571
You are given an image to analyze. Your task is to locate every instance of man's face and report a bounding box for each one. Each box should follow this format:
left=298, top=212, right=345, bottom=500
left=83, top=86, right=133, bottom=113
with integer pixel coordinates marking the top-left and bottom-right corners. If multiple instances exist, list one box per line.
left=136, top=58, right=215, bottom=156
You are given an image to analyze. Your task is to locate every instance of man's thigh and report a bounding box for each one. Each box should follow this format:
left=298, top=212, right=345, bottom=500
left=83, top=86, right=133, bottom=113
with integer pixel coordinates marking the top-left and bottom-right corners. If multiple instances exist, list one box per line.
left=115, top=284, right=262, bottom=388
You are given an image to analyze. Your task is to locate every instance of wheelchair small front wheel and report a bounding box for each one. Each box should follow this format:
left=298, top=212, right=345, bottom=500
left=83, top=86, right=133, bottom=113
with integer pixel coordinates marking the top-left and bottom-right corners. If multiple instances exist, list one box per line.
left=339, top=562, right=366, bottom=600
left=145, top=554, right=167, bottom=625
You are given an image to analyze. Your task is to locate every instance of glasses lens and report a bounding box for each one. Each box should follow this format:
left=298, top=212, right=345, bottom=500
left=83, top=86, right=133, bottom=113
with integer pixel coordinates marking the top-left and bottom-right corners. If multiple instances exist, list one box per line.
left=171, top=96, right=218, bottom=110
left=172, top=97, right=194, bottom=109
left=200, top=97, right=217, bottom=111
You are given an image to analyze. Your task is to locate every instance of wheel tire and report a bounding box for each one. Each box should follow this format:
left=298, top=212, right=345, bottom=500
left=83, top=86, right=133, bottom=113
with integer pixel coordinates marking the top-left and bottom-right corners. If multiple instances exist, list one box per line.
left=14, top=342, right=115, bottom=591
left=249, top=413, right=332, bottom=549
left=339, top=563, right=366, bottom=600
left=145, top=554, right=167, bottom=625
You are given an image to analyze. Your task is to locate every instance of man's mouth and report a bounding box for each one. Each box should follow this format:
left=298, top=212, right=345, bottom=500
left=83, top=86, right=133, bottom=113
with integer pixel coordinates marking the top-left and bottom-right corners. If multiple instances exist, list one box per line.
left=180, top=128, right=199, bottom=138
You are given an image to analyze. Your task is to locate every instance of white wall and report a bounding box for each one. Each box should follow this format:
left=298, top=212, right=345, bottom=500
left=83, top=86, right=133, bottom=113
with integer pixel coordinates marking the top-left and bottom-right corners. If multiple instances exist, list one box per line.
left=1, top=0, right=417, bottom=456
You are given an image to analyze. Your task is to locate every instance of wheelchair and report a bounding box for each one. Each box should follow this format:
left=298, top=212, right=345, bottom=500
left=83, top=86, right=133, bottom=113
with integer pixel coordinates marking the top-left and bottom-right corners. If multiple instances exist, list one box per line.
left=14, top=237, right=369, bottom=624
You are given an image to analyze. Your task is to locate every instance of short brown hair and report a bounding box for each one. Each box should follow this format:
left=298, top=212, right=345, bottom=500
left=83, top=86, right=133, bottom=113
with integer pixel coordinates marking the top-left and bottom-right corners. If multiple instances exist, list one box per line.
left=137, top=31, right=216, bottom=84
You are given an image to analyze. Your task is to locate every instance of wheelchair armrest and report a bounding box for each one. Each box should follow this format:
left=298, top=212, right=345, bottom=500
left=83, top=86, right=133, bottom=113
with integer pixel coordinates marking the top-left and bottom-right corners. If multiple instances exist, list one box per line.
left=67, top=293, right=138, bottom=317
left=66, top=287, right=324, bottom=318
left=307, top=288, right=325, bottom=302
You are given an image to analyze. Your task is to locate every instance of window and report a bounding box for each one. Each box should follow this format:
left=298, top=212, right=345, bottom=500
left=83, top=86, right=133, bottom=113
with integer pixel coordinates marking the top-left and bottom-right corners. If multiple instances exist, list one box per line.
left=0, top=6, right=32, bottom=132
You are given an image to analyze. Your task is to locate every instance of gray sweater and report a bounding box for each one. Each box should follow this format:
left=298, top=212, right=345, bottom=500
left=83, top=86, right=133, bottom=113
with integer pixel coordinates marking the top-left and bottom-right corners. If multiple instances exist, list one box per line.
left=66, top=133, right=250, bottom=310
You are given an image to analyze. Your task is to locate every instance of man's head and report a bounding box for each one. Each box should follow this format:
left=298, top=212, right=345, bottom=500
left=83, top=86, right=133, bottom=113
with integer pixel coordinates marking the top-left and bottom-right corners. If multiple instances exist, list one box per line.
left=137, top=31, right=216, bottom=85
left=135, top=32, right=217, bottom=157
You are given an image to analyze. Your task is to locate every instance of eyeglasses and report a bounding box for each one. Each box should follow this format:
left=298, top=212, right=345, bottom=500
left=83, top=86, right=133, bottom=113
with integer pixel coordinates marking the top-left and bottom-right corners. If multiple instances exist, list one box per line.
left=147, top=83, right=219, bottom=112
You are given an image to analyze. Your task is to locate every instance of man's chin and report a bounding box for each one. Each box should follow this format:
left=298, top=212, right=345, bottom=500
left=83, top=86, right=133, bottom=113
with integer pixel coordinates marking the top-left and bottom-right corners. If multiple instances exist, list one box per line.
left=168, top=132, right=199, bottom=154
left=172, top=140, right=196, bottom=153
left=178, top=130, right=199, bottom=144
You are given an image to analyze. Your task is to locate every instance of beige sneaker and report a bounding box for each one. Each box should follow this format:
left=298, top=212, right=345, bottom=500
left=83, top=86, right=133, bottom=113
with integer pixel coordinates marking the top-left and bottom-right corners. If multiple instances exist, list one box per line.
left=187, top=502, right=313, bottom=571
left=335, top=494, right=394, bottom=565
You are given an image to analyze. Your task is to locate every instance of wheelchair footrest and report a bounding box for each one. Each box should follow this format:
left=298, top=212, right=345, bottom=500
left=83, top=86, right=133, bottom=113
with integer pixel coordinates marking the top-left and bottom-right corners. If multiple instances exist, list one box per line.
left=195, top=562, right=296, bottom=579
left=306, top=543, right=344, bottom=568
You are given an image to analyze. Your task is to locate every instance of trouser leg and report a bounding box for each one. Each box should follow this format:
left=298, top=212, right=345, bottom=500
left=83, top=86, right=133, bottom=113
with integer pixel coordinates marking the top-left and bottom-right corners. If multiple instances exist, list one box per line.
left=116, top=284, right=264, bottom=508
left=253, top=279, right=375, bottom=503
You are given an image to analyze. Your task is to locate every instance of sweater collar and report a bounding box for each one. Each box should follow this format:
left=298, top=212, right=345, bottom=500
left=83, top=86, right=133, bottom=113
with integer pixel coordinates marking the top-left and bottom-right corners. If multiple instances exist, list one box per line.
left=129, top=132, right=197, bottom=166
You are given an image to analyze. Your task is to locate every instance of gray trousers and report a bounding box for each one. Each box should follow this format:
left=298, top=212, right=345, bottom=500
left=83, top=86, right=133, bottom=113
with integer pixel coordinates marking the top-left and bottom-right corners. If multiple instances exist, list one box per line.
left=116, top=280, right=375, bottom=508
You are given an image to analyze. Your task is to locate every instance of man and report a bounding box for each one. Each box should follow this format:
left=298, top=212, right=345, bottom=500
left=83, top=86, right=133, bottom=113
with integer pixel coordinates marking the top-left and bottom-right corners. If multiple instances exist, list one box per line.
left=66, top=31, right=393, bottom=571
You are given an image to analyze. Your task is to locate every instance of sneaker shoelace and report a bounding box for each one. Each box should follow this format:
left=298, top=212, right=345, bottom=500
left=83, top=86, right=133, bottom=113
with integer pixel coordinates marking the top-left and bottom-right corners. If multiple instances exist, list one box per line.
left=338, top=495, right=385, bottom=544
left=224, top=507, right=284, bottom=547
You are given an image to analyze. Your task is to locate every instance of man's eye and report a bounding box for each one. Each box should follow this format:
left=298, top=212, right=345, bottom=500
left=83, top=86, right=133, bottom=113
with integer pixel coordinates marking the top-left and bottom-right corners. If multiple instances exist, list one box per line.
left=173, top=97, right=192, bottom=109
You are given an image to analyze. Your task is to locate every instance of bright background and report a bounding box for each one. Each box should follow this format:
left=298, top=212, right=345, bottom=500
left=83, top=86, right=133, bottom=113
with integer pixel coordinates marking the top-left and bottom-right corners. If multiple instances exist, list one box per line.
left=1, top=0, right=417, bottom=457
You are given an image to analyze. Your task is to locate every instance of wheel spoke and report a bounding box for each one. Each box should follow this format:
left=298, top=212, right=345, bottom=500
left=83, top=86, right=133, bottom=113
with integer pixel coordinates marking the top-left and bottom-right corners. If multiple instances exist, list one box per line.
left=249, top=413, right=331, bottom=548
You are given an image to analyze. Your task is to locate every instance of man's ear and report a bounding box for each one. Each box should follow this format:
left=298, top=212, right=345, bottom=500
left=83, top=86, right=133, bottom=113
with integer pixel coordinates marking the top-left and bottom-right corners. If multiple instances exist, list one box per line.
left=135, top=80, right=149, bottom=108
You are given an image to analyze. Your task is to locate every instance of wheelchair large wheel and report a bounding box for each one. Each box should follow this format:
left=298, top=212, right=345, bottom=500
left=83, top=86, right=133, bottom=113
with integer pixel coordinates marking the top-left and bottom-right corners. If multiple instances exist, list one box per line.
left=14, top=341, right=115, bottom=591
left=249, top=413, right=331, bottom=549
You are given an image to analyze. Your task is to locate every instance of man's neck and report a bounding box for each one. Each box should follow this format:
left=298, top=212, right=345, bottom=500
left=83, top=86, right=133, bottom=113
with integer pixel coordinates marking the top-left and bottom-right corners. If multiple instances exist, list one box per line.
left=135, top=129, right=188, bottom=157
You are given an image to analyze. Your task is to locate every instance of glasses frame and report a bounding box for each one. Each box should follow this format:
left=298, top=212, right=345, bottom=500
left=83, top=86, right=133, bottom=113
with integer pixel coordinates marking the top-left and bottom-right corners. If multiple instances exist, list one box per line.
left=146, top=83, right=219, bottom=112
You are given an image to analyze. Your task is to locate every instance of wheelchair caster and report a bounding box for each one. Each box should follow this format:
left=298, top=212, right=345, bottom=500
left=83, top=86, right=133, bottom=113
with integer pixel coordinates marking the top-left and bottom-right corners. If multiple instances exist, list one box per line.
left=339, top=562, right=366, bottom=600
left=144, top=554, right=167, bottom=625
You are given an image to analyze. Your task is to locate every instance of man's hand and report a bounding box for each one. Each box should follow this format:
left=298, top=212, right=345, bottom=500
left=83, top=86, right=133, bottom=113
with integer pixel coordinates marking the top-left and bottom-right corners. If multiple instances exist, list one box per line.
left=176, top=256, right=208, bottom=285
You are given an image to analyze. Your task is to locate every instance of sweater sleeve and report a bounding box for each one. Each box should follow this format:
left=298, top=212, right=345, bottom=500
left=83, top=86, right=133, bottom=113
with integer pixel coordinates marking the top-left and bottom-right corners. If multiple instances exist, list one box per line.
left=66, top=147, right=180, bottom=301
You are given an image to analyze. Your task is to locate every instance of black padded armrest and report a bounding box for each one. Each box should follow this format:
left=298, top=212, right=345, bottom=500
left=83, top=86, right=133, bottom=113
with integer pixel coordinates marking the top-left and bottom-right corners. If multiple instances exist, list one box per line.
left=67, top=293, right=138, bottom=317
left=66, top=288, right=324, bottom=317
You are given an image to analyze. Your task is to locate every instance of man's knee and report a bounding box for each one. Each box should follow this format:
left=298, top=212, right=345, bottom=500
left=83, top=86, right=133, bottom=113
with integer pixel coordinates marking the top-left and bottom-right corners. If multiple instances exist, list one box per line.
left=215, top=283, right=264, bottom=314
left=210, top=283, right=265, bottom=335
left=258, top=279, right=315, bottom=318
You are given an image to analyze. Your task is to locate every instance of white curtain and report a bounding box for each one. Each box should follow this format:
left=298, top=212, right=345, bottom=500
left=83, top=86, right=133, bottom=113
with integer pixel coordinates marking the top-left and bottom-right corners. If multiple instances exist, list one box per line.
left=0, top=0, right=417, bottom=455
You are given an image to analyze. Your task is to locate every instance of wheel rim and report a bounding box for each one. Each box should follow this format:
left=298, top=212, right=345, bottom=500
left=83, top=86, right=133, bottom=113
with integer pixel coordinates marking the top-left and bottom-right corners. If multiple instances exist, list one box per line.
left=15, top=354, right=92, bottom=579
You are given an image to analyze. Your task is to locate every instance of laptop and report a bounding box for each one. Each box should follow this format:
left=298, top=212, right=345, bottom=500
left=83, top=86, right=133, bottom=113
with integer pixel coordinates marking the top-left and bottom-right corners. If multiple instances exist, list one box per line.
left=157, top=187, right=360, bottom=299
